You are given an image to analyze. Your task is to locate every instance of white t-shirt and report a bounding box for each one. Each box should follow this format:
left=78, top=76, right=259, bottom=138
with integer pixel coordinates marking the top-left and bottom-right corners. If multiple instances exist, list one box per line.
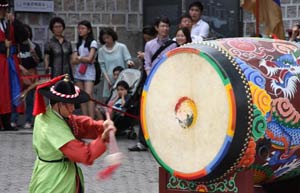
left=191, top=19, right=209, bottom=42
left=74, top=40, right=98, bottom=81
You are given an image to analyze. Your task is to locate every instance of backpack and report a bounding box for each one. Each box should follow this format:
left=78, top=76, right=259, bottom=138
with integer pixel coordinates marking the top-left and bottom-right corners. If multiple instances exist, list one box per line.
left=94, top=55, right=101, bottom=85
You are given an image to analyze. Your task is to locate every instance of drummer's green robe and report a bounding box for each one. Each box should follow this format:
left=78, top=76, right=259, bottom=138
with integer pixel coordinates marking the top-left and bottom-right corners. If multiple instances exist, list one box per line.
left=29, top=108, right=84, bottom=193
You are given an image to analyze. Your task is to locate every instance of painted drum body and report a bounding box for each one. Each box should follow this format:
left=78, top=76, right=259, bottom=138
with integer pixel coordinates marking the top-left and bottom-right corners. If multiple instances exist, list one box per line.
left=140, top=38, right=300, bottom=184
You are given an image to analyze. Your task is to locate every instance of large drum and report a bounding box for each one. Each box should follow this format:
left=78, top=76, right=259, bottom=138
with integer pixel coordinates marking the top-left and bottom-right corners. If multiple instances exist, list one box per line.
left=140, top=38, right=300, bottom=185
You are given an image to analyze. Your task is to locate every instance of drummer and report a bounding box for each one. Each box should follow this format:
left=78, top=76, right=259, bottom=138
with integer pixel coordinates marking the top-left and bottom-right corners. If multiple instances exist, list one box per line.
left=29, top=75, right=116, bottom=193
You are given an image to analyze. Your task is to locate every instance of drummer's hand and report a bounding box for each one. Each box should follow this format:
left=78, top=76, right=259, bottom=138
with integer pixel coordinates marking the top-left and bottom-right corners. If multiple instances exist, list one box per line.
left=101, top=119, right=116, bottom=142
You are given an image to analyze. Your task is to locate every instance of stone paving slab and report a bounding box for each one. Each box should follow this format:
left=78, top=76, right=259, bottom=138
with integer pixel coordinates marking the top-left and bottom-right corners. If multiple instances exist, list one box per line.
left=0, top=131, right=159, bottom=193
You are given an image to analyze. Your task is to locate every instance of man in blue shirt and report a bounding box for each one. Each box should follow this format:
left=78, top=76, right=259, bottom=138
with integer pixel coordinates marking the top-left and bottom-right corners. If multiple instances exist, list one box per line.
left=129, top=16, right=177, bottom=151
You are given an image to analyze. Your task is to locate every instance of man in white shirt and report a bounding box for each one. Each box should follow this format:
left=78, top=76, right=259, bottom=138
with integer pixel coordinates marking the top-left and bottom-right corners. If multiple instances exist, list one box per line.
left=189, top=1, right=209, bottom=42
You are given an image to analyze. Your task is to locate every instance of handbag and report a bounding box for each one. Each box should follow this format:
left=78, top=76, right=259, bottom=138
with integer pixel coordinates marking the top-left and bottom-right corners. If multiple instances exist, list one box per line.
left=78, top=63, right=88, bottom=74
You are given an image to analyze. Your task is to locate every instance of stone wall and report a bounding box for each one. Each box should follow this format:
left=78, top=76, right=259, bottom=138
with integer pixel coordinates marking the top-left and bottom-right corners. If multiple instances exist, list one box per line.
left=14, top=0, right=300, bottom=58
left=15, top=0, right=144, bottom=58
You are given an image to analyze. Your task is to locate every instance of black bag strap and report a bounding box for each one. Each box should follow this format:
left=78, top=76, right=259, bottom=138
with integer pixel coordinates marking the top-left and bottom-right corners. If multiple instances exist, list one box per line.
left=151, top=40, right=176, bottom=62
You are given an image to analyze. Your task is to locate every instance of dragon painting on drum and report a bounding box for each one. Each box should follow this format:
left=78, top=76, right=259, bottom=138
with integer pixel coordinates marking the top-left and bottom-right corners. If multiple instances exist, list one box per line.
left=141, top=37, right=300, bottom=193
left=220, top=38, right=300, bottom=183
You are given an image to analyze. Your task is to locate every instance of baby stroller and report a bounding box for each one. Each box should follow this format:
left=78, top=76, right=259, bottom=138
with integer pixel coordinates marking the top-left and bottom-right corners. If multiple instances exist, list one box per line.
left=106, top=68, right=143, bottom=138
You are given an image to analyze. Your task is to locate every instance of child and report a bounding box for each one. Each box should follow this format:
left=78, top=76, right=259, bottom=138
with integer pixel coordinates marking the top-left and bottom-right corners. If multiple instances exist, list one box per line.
left=112, top=66, right=124, bottom=82
left=112, top=80, right=130, bottom=112
left=110, top=80, right=131, bottom=135
left=94, top=66, right=123, bottom=119
left=95, top=80, right=129, bottom=121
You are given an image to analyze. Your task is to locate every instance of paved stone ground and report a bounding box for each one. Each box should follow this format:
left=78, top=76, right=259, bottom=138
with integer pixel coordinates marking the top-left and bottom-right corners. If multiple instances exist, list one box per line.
left=0, top=130, right=159, bottom=193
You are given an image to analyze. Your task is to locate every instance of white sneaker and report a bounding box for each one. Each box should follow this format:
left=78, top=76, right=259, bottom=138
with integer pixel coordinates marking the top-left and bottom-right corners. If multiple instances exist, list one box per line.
left=10, top=122, right=17, bottom=128
left=24, top=122, right=32, bottom=129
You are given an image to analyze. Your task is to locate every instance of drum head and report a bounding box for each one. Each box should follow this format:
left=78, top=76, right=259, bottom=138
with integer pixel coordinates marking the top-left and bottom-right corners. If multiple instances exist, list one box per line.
left=141, top=47, right=250, bottom=180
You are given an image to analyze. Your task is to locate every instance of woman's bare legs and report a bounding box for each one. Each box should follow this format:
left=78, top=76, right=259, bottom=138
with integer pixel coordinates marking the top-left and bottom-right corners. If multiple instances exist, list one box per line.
left=84, top=81, right=95, bottom=118
left=75, top=81, right=88, bottom=115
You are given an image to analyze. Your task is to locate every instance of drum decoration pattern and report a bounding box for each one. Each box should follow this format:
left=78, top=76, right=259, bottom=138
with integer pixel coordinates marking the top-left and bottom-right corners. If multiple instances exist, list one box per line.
left=166, top=172, right=239, bottom=192
left=141, top=37, right=300, bottom=191
left=175, top=96, right=198, bottom=129
left=218, top=38, right=300, bottom=184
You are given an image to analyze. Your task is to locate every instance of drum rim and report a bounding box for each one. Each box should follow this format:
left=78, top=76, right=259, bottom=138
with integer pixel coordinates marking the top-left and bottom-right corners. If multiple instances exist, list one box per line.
left=141, top=46, right=252, bottom=182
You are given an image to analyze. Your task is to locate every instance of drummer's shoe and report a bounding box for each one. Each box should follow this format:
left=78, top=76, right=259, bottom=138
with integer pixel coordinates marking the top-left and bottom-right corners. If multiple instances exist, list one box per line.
left=128, top=142, right=147, bottom=151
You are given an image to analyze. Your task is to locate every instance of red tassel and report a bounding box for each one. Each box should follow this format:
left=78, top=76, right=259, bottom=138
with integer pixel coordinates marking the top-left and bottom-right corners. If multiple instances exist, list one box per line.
left=32, top=75, right=65, bottom=116
left=97, top=163, right=121, bottom=180
left=97, top=131, right=122, bottom=181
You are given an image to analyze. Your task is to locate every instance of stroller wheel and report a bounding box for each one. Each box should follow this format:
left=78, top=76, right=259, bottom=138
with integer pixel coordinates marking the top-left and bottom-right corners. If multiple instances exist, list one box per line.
left=127, top=131, right=137, bottom=140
